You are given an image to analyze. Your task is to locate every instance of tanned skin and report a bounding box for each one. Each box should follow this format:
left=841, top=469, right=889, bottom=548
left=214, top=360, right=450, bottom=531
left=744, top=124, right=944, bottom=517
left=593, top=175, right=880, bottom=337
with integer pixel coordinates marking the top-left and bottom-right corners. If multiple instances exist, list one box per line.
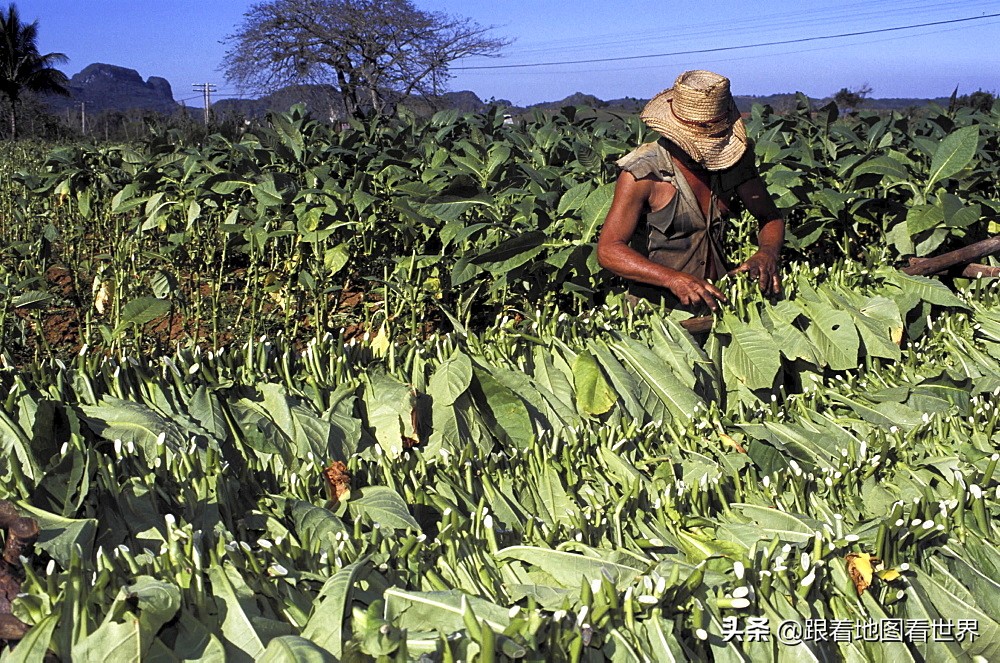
left=597, top=142, right=784, bottom=312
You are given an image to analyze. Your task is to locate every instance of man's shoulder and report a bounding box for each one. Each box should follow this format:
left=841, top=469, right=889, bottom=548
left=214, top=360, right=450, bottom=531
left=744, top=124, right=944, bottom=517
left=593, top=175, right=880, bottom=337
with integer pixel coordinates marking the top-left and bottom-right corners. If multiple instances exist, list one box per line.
left=616, top=140, right=675, bottom=182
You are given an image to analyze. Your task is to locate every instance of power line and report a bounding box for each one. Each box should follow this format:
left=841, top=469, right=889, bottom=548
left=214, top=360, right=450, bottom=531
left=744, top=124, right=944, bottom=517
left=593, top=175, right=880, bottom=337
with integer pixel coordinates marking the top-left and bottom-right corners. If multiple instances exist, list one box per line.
left=453, top=12, right=1000, bottom=70
left=455, top=20, right=1000, bottom=80
left=505, top=0, right=994, bottom=57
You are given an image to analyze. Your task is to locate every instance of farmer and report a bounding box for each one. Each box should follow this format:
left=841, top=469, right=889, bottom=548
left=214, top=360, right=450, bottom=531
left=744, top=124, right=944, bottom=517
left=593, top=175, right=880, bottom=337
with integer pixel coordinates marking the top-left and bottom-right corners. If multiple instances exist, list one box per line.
left=597, top=70, right=784, bottom=312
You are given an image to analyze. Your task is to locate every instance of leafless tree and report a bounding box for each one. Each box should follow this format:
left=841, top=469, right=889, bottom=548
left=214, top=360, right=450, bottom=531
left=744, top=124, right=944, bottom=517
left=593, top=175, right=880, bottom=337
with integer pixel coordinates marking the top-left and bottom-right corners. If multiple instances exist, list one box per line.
left=221, top=0, right=509, bottom=120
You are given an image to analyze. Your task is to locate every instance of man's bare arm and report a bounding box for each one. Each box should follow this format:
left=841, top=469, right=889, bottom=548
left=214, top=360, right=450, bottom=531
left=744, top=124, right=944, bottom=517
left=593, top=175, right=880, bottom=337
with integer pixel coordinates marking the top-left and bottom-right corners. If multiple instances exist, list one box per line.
left=597, top=172, right=727, bottom=310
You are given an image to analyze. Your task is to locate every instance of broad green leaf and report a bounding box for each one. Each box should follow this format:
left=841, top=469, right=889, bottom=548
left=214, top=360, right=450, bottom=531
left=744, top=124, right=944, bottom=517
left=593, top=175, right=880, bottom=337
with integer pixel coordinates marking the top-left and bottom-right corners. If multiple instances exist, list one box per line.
left=899, top=573, right=973, bottom=663
left=851, top=155, right=910, bottom=181
left=207, top=563, right=269, bottom=660
left=485, top=144, right=512, bottom=180
left=531, top=345, right=577, bottom=416
left=578, top=183, right=615, bottom=243
left=428, top=351, right=472, bottom=406
left=81, top=397, right=187, bottom=462
left=302, top=557, right=371, bottom=656
left=188, top=386, right=228, bottom=441
left=938, top=545, right=1000, bottom=616
left=717, top=316, right=781, bottom=391
left=917, top=564, right=1000, bottom=661
left=0, top=405, right=39, bottom=482
left=16, top=505, right=96, bottom=566
left=597, top=446, right=646, bottom=487
left=557, top=181, right=592, bottom=215
left=759, top=421, right=837, bottom=468
left=471, top=368, right=533, bottom=449
left=642, top=617, right=684, bottom=662
left=611, top=337, right=702, bottom=423
left=70, top=612, right=143, bottom=663
left=506, top=584, right=576, bottom=609
left=418, top=194, right=493, bottom=223
left=127, top=576, right=181, bottom=635
left=323, top=243, right=349, bottom=274
left=363, top=372, right=416, bottom=456
left=252, top=174, right=289, bottom=207
left=350, top=486, right=420, bottom=531
left=729, top=504, right=818, bottom=543
left=886, top=220, right=915, bottom=255
left=648, top=317, right=703, bottom=390
left=470, top=230, right=546, bottom=266
left=572, top=350, right=615, bottom=416
left=256, top=383, right=297, bottom=441
left=884, top=271, right=967, bottom=310
left=906, top=204, right=945, bottom=235
left=533, top=465, right=578, bottom=527
left=258, top=636, right=336, bottom=663
left=603, top=628, right=645, bottom=663
left=383, top=589, right=511, bottom=634
left=495, top=546, right=643, bottom=590
left=858, top=295, right=904, bottom=346
left=11, top=291, right=52, bottom=308
left=165, top=612, right=227, bottom=662
left=5, top=613, right=59, bottom=663
left=115, top=297, right=171, bottom=334
left=800, top=301, right=860, bottom=370
left=827, top=393, right=924, bottom=430
left=288, top=499, right=347, bottom=550
left=589, top=340, right=659, bottom=422
left=927, top=125, right=979, bottom=188
left=762, top=302, right=820, bottom=364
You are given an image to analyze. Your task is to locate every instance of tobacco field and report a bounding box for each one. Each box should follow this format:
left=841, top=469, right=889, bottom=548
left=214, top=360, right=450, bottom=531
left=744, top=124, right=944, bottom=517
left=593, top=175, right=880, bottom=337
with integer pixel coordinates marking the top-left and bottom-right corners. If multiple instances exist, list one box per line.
left=0, top=96, right=996, bottom=661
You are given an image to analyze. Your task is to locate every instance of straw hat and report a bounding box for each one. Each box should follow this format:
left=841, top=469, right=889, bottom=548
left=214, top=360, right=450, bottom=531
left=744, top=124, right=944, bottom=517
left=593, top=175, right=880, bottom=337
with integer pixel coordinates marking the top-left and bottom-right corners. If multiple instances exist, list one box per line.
left=640, top=70, right=747, bottom=170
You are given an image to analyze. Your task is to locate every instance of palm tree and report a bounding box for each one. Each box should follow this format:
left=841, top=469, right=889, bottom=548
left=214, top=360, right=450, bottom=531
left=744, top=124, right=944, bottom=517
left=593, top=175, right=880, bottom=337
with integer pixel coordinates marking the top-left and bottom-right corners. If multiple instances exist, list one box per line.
left=0, top=3, right=69, bottom=138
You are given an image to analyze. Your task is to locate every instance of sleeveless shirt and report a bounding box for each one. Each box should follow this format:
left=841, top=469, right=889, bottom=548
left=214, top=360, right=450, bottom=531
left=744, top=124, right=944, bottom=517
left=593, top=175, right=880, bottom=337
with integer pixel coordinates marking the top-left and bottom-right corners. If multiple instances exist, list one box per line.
left=615, top=137, right=760, bottom=305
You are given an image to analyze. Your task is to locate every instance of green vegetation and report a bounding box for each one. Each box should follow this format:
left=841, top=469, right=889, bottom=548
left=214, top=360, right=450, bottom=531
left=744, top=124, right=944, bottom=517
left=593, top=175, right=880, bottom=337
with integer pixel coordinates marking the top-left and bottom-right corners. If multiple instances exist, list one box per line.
left=0, top=3, right=69, bottom=138
left=0, top=97, right=996, bottom=661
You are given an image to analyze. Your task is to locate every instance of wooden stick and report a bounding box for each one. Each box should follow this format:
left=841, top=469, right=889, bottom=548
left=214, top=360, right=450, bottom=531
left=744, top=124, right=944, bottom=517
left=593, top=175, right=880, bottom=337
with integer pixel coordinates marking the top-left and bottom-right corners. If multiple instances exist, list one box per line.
left=907, top=258, right=1000, bottom=278
left=901, top=235, right=1000, bottom=276
left=0, top=614, right=27, bottom=640
left=3, top=518, right=39, bottom=567
left=0, top=503, right=18, bottom=531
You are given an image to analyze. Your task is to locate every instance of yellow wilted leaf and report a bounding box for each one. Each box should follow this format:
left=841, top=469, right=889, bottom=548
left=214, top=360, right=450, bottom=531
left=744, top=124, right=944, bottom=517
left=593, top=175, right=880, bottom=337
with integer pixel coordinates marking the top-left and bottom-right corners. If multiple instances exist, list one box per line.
left=268, top=289, right=286, bottom=310
left=890, top=325, right=903, bottom=345
left=877, top=568, right=902, bottom=582
left=845, top=552, right=880, bottom=595
left=370, top=324, right=390, bottom=358
left=719, top=433, right=747, bottom=454
left=92, top=276, right=111, bottom=315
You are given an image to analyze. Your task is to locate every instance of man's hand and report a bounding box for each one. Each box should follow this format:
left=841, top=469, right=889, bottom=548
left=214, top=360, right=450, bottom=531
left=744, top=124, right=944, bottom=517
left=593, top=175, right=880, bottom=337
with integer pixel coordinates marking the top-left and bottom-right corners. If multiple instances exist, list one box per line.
left=733, top=250, right=781, bottom=295
left=666, top=272, right=729, bottom=311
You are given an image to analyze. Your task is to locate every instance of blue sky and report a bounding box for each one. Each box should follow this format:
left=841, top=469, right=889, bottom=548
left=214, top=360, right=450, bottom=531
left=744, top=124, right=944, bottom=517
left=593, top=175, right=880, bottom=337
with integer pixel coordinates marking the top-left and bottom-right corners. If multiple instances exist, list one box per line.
left=13, top=0, right=1000, bottom=106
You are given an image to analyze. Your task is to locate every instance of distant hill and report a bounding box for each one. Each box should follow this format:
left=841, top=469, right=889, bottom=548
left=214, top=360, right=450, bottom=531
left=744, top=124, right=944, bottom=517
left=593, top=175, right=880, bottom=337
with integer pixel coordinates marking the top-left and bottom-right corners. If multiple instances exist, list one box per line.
left=43, top=63, right=178, bottom=115
left=213, top=87, right=508, bottom=119
left=39, top=63, right=956, bottom=122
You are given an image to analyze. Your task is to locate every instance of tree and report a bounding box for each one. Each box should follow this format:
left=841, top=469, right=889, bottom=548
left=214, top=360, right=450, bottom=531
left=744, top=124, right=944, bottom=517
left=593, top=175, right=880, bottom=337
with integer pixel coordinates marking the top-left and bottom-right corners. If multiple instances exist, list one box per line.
left=952, top=88, right=996, bottom=113
left=0, top=3, right=69, bottom=138
left=833, top=83, right=873, bottom=113
left=221, top=0, right=509, bottom=120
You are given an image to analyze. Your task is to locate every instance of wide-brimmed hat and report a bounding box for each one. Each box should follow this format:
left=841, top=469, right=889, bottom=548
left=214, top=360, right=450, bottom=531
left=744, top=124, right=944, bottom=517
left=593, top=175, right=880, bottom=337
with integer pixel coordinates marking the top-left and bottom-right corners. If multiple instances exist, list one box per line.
left=640, top=70, right=747, bottom=170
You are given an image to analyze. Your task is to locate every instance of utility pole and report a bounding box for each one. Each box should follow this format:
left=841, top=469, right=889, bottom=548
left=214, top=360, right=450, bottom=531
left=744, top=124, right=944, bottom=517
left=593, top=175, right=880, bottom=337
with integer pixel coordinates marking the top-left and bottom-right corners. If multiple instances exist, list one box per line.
left=191, top=83, right=217, bottom=126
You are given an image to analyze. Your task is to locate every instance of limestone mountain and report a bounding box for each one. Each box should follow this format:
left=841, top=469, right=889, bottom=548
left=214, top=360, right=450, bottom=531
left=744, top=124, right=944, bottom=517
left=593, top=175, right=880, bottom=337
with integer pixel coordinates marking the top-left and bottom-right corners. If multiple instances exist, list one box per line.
left=42, top=63, right=178, bottom=115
